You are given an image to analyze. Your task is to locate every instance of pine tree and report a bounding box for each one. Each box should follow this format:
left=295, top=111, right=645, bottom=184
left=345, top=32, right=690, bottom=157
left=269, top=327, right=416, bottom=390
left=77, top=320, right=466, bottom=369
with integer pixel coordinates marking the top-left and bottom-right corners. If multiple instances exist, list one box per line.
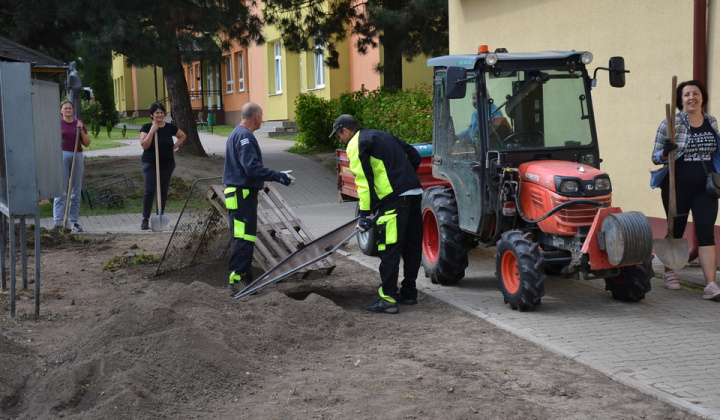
left=264, top=0, right=448, bottom=89
left=1, top=0, right=264, bottom=157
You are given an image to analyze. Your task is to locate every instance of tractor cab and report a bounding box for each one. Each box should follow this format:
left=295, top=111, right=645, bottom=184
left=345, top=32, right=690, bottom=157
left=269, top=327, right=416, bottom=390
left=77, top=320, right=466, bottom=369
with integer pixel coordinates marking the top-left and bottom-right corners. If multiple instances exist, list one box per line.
left=429, top=49, right=627, bottom=239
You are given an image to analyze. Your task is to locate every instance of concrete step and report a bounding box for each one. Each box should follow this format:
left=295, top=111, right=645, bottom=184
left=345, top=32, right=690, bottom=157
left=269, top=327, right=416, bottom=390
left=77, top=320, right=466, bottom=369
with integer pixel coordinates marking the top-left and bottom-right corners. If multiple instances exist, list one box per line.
left=256, top=120, right=298, bottom=138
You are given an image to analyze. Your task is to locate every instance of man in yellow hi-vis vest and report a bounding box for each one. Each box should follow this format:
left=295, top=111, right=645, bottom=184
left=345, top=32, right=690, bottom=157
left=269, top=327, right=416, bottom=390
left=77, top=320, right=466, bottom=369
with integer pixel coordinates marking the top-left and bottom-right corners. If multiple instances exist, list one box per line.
left=330, top=115, right=423, bottom=314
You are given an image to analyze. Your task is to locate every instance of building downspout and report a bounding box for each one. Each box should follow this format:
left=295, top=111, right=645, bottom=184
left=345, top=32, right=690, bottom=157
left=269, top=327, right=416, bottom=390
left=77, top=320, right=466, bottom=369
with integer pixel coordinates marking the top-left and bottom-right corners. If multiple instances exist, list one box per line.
left=694, top=0, right=707, bottom=87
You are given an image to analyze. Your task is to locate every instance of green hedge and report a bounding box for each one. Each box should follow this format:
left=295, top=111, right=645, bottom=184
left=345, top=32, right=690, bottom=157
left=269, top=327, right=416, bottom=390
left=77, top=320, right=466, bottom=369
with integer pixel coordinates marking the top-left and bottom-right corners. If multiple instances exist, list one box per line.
left=294, top=84, right=433, bottom=151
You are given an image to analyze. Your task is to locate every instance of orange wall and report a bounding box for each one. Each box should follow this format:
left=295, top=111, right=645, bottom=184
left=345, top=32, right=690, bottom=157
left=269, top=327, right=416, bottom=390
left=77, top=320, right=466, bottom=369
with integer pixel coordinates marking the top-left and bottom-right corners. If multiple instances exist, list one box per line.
left=349, top=42, right=380, bottom=92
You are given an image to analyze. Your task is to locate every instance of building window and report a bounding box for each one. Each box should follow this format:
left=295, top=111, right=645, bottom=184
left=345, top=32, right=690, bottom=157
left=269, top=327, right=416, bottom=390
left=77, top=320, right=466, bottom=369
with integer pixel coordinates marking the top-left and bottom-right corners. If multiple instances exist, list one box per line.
left=237, top=52, right=245, bottom=92
left=274, top=42, right=283, bottom=94
left=224, top=55, right=233, bottom=93
left=313, top=40, right=325, bottom=88
left=190, top=66, right=195, bottom=91
left=195, top=64, right=202, bottom=90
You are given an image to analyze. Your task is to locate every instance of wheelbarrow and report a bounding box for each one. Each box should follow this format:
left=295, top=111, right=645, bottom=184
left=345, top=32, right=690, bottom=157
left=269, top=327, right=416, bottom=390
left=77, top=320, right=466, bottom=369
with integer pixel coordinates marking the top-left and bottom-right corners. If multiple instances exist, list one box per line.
left=234, top=217, right=361, bottom=299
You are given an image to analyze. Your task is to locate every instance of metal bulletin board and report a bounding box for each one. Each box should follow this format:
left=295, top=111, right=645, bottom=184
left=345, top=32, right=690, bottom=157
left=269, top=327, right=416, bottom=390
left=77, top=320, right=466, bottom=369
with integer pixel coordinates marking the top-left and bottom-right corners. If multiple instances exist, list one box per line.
left=32, top=79, right=64, bottom=200
left=0, top=62, right=39, bottom=216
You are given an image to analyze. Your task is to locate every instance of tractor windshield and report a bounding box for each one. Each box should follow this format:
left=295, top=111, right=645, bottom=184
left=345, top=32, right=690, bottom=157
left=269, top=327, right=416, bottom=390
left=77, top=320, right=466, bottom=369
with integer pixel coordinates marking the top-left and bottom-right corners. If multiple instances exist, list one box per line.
left=484, top=69, right=592, bottom=150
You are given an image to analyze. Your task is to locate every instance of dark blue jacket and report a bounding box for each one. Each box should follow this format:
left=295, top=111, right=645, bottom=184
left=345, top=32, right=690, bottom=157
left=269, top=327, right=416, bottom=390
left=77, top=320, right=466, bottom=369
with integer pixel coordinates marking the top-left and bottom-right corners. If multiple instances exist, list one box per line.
left=222, top=125, right=281, bottom=189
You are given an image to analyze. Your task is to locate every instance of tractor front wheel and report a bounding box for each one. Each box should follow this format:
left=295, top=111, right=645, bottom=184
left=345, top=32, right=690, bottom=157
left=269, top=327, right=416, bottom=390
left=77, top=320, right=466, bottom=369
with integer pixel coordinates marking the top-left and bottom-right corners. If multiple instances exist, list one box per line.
left=604, top=256, right=654, bottom=301
left=495, top=230, right=545, bottom=311
left=421, top=187, right=470, bottom=285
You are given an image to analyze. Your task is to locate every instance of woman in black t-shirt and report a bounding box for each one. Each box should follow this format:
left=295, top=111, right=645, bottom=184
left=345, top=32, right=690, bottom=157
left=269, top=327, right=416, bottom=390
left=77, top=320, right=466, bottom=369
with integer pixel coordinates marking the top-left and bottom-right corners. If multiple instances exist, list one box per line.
left=651, top=80, right=720, bottom=300
left=139, top=103, right=187, bottom=230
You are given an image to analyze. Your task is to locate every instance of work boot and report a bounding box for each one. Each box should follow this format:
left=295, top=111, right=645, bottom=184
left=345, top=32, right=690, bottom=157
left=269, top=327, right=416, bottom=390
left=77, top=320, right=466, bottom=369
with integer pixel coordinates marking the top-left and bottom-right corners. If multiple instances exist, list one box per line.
left=361, top=298, right=399, bottom=314
left=140, top=219, right=149, bottom=230
left=241, top=278, right=258, bottom=296
left=72, top=223, right=83, bottom=233
left=398, top=288, right=418, bottom=305
left=53, top=220, right=63, bottom=229
left=397, top=295, right=418, bottom=305
left=227, top=284, right=240, bottom=296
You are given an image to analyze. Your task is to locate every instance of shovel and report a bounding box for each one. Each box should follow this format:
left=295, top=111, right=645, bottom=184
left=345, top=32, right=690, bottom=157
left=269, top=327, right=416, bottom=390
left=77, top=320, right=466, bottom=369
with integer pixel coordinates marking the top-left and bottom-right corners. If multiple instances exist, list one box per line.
left=653, top=76, right=688, bottom=269
left=150, top=132, right=170, bottom=232
left=62, top=127, right=81, bottom=229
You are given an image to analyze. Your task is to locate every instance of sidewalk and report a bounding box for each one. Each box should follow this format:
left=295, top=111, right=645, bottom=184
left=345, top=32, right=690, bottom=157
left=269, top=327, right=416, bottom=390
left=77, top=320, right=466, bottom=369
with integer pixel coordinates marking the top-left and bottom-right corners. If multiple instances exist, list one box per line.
left=48, top=130, right=720, bottom=419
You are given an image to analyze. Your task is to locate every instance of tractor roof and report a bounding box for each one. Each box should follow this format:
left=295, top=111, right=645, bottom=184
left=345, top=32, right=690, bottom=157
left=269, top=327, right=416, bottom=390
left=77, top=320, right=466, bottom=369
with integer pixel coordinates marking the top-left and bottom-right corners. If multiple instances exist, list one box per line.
left=427, top=51, right=587, bottom=70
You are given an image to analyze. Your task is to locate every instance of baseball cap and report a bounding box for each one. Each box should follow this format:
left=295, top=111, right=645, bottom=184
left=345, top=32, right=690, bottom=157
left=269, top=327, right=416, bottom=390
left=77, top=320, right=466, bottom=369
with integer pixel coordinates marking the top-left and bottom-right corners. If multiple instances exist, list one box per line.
left=329, top=114, right=359, bottom=138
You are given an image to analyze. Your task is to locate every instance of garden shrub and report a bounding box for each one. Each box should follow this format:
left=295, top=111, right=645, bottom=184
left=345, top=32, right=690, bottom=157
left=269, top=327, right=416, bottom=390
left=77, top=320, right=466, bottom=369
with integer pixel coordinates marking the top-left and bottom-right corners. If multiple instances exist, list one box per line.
left=294, top=85, right=433, bottom=151
left=82, top=98, right=118, bottom=138
left=294, top=93, right=335, bottom=151
left=83, top=99, right=105, bottom=138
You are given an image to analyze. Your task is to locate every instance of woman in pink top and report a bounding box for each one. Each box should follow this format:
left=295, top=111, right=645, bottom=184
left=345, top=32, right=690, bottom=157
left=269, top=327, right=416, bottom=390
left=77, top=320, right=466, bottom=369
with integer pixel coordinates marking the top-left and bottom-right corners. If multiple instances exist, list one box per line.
left=53, top=100, right=91, bottom=231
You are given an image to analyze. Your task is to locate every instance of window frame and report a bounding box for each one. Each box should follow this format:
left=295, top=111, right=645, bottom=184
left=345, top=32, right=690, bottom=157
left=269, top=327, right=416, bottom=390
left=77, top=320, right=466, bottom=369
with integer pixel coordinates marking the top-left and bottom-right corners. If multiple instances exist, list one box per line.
left=224, top=55, right=234, bottom=93
left=313, top=41, right=325, bottom=89
left=274, top=42, right=283, bottom=94
left=237, top=51, right=245, bottom=92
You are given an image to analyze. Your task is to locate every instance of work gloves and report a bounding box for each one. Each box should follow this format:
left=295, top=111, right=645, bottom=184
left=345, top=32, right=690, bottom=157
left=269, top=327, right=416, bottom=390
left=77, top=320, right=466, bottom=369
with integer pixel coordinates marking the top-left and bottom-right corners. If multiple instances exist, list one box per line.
left=662, top=139, right=678, bottom=157
left=275, top=171, right=296, bottom=186
left=357, top=217, right=373, bottom=233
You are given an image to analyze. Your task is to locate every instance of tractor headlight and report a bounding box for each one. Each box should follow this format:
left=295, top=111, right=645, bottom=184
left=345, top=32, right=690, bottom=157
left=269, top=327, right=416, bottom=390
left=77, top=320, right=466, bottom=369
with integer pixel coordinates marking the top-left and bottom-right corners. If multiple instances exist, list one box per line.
left=594, top=177, right=611, bottom=191
left=486, top=53, right=498, bottom=66
left=559, top=180, right=580, bottom=193
left=581, top=52, right=593, bottom=64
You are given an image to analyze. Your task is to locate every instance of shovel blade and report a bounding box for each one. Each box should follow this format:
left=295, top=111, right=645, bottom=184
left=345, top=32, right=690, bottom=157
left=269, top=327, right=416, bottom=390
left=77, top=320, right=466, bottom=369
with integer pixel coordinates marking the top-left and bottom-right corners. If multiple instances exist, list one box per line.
left=653, top=237, right=689, bottom=270
left=150, top=214, right=170, bottom=232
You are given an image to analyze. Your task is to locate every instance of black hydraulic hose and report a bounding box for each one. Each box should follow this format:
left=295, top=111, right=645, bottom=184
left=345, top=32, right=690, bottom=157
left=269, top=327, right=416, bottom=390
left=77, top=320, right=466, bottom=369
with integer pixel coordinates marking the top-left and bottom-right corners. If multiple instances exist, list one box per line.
left=516, top=198, right=604, bottom=224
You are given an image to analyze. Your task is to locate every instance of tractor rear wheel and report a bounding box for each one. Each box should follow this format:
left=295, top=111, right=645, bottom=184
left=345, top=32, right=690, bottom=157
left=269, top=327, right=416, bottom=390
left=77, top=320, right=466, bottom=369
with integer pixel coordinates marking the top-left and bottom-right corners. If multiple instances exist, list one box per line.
left=604, top=256, right=654, bottom=301
left=421, top=187, right=470, bottom=285
left=495, top=230, right=545, bottom=311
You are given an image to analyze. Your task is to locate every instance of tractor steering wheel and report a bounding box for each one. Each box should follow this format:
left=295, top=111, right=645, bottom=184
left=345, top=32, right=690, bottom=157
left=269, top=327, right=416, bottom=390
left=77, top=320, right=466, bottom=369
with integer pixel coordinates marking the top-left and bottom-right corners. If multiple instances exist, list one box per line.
left=500, top=130, right=544, bottom=149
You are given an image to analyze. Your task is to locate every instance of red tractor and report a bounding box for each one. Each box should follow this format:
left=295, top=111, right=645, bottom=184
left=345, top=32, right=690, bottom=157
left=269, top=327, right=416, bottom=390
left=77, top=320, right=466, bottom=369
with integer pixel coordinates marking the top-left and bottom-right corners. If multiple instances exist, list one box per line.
left=421, top=49, right=655, bottom=311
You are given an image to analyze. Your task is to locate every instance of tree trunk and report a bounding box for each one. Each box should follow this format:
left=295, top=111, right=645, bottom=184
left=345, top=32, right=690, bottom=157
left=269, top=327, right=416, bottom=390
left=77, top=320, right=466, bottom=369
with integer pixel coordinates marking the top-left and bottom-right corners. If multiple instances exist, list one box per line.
left=382, top=40, right=403, bottom=90
left=163, top=56, right=207, bottom=157
left=380, top=1, right=403, bottom=90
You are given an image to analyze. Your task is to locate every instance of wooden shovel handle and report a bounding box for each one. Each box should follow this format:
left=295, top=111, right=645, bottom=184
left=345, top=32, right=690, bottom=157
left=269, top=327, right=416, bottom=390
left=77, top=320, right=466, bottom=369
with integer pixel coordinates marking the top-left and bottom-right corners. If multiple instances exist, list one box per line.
left=666, top=75, right=678, bottom=234
left=155, top=132, right=162, bottom=214
left=63, top=127, right=81, bottom=226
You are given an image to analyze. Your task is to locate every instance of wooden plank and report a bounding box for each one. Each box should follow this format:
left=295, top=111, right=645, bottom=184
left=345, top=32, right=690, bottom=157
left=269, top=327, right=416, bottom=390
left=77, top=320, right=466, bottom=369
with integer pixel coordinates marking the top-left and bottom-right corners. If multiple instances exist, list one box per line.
left=262, top=184, right=336, bottom=271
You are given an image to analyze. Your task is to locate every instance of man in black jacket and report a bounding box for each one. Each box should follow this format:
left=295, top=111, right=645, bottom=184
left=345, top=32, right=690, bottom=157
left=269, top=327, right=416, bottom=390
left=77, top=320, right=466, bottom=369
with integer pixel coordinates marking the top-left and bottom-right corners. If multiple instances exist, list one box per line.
left=223, top=102, right=293, bottom=295
left=330, top=114, right=423, bottom=314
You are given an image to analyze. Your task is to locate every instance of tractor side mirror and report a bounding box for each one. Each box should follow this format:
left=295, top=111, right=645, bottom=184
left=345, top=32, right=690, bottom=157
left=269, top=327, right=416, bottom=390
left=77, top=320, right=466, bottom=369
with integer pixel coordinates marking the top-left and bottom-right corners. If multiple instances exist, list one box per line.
left=608, top=57, right=627, bottom=88
left=445, top=66, right=467, bottom=99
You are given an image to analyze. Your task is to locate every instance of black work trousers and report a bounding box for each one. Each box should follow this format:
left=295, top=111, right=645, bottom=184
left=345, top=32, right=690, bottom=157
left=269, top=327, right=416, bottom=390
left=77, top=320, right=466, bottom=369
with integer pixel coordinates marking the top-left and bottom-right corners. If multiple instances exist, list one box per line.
left=376, top=194, right=423, bottom=301
left=661, top=171, right=718, bottom=246
left=227, top=188, right=259, bottom=283
left=142, top=161, right=175, bottom=220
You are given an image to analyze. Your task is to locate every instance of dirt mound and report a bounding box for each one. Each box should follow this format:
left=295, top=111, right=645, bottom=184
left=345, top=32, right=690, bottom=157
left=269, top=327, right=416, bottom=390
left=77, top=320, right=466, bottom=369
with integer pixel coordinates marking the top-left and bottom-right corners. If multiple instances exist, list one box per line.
left=0, top=150, right=702, bottom=419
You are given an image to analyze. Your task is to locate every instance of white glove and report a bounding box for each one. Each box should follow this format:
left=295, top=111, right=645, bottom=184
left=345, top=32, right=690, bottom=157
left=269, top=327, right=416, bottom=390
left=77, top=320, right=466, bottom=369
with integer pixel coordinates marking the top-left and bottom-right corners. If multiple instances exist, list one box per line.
left=281, top=170, right=296, bottom=185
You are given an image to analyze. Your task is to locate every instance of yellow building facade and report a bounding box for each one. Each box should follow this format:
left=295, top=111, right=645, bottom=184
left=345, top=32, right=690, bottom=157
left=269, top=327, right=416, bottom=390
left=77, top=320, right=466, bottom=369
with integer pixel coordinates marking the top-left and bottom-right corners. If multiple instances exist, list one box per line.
left=111, top=54, right=166, bottom=117
left=179, top=1, right=433, bottom=126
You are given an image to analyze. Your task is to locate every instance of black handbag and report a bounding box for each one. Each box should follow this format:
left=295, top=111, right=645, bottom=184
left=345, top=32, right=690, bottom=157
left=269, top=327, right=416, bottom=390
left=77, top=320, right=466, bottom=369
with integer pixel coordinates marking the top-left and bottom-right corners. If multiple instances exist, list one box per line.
left=702, top=161, right=720, bottom=199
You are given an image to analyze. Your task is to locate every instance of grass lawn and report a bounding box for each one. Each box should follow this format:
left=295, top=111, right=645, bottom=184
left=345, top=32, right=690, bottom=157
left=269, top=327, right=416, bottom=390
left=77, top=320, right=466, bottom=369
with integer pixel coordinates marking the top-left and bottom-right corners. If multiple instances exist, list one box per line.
left=84, top=127, right=141, bottom=151
left=60, top=123, right=300, bottom=218
left=38, top=197, right=186, bottom=218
